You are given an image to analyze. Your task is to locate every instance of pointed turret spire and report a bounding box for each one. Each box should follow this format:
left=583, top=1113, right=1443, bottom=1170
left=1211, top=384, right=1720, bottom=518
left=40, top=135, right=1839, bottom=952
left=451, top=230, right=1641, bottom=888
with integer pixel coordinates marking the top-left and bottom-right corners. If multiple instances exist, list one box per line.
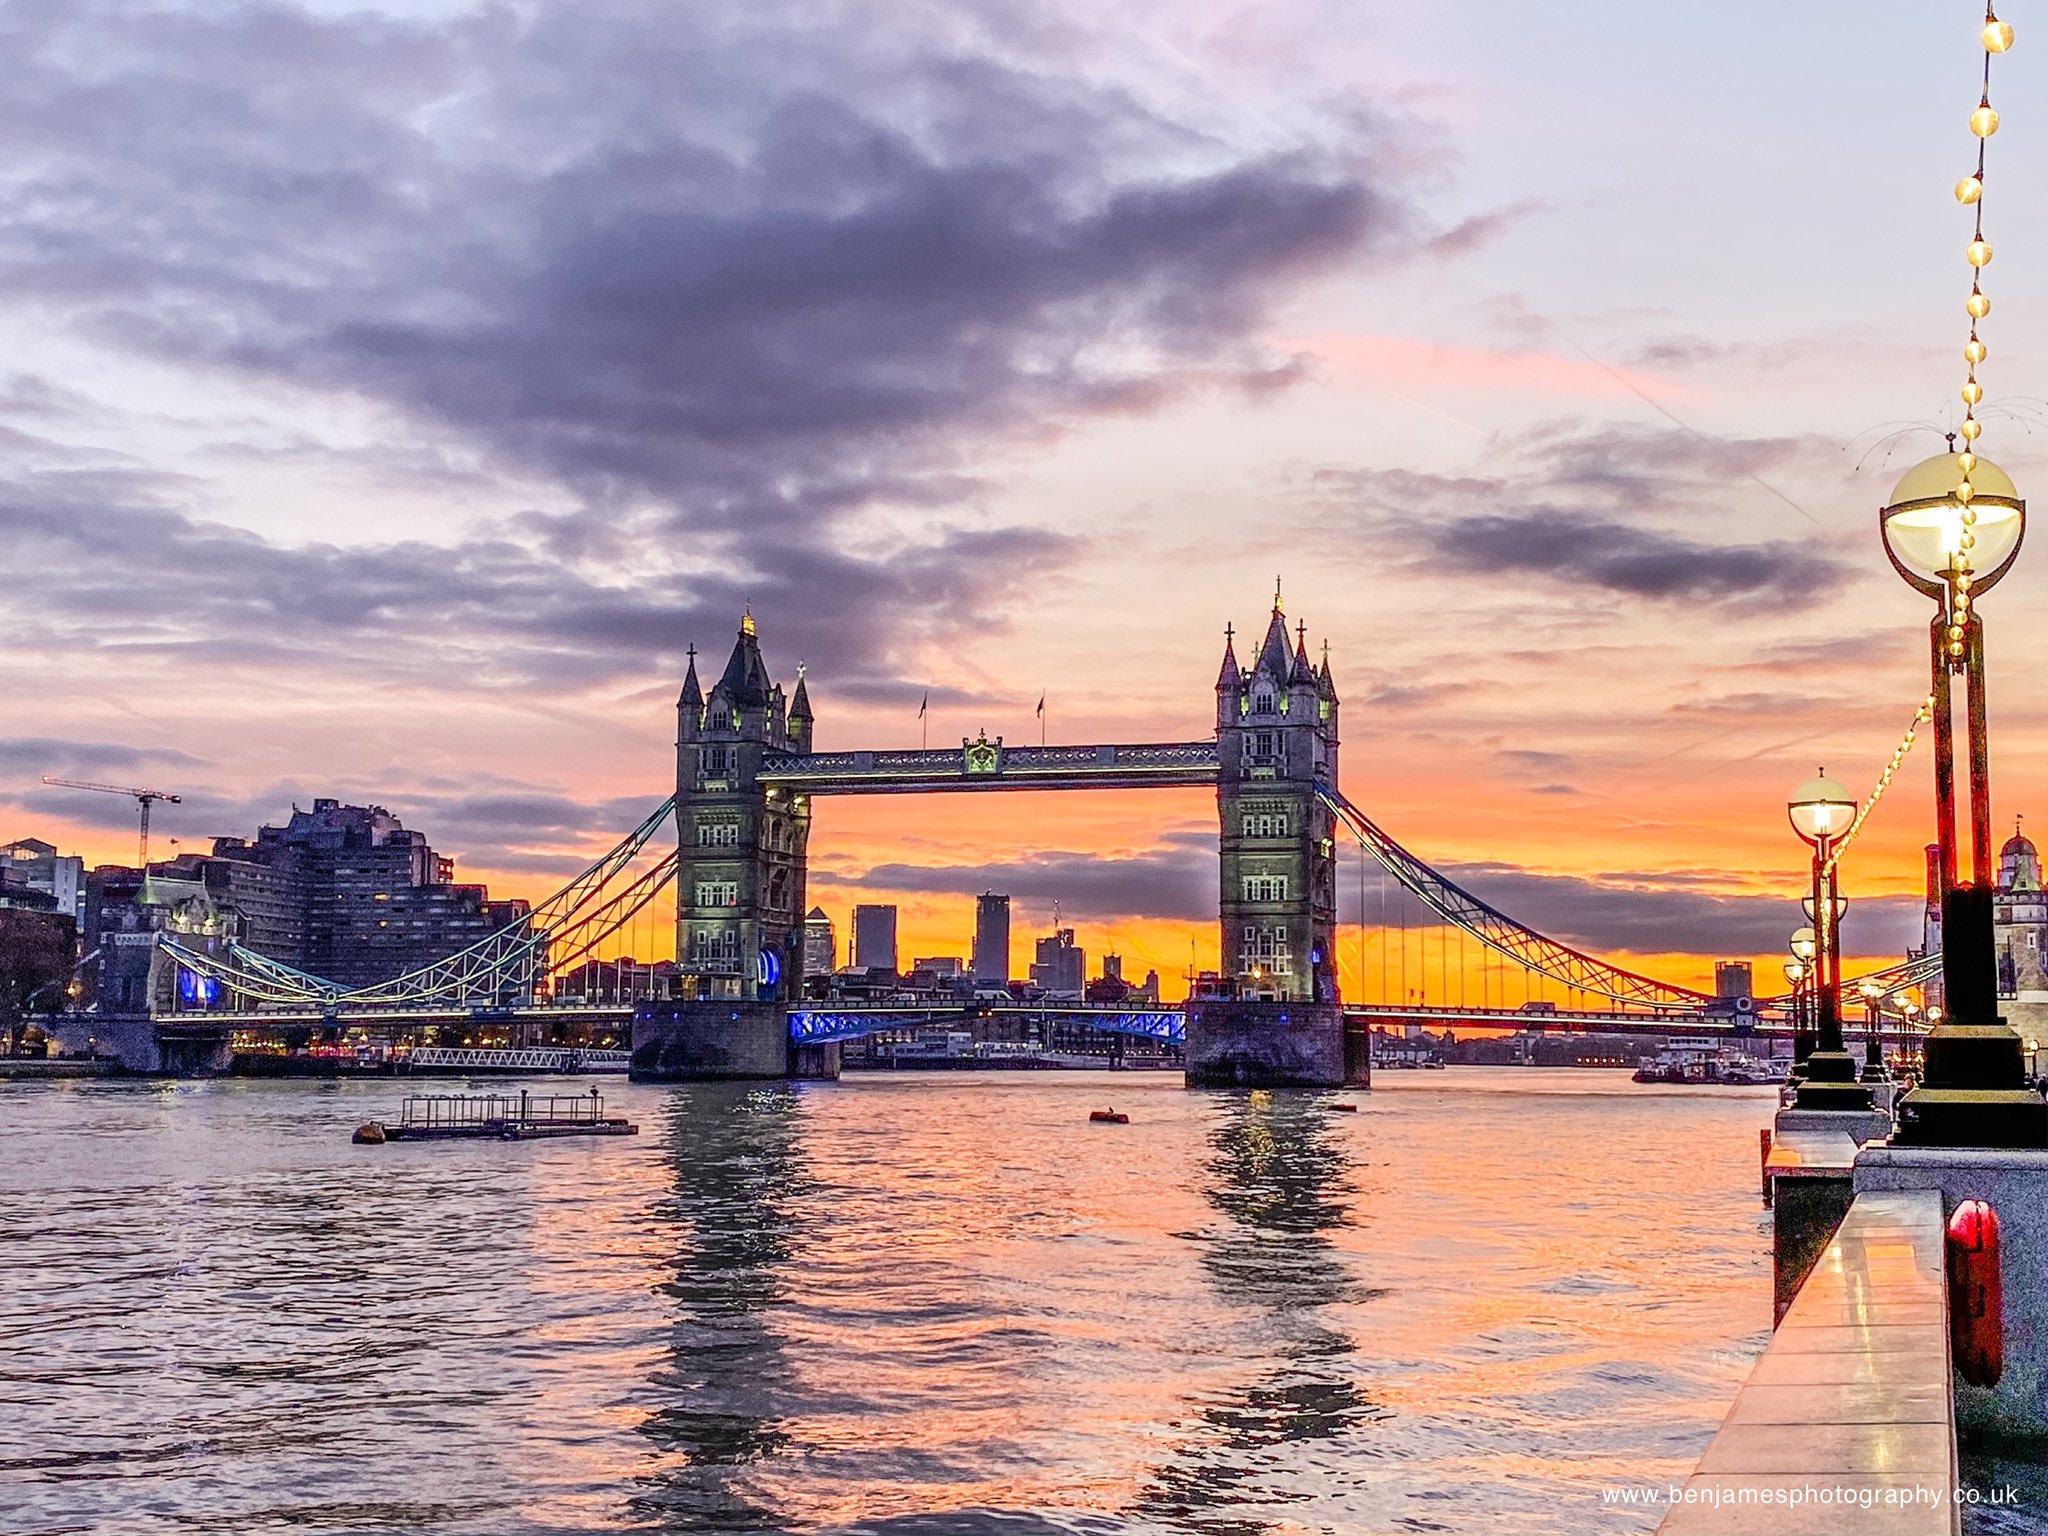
left=1215, top=623, right=1241, bottom=690
left=790, top=660, right=813, bottom=720
left=1253, top=599, right=1292, bottom=680
left=716, top=607, right=773, bottom=706
left=679, top=644, right=702, bottom=710
left=1318, top=638, right=1338, bottom=702
left=1289, top=619, right=1315, bottom=684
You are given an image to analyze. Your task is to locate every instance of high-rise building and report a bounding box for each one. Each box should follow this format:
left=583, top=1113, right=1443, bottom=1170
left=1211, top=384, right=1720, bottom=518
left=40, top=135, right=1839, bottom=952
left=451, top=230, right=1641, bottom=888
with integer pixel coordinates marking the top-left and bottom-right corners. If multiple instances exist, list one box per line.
left=853, top=903, right=898, bottom=974
left=2, top=839, right=84, bottom=921
left=972, top=891, right=1011, bottom=984
left=84, top=801, right=530, bottom=996
left=803, top=906, right=835, bottom=978
left=1030, top=927, right=1085, bottom=998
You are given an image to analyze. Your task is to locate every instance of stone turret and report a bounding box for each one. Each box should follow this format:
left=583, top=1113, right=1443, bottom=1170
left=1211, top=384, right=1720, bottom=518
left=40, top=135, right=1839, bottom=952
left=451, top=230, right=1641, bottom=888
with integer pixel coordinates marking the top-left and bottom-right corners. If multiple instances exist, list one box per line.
left=673, top=610, right=812, bottom=1002
left=1215, top=625, right=1243, bottom=728
left=788, top=665, right=814, bottom=754
left=1215, top=581, right=1340, bottom=1005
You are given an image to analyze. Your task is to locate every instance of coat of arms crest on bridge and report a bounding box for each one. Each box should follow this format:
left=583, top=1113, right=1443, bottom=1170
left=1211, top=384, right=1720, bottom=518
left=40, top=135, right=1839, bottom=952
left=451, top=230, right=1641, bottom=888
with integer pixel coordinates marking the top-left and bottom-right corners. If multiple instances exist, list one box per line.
left=962, top=730, right=1003, bottom=775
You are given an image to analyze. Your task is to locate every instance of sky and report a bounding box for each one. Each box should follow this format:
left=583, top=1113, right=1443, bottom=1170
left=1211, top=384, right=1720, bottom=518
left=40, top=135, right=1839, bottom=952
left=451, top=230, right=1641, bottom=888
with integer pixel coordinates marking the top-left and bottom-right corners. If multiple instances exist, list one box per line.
left=5, top=0, right=2047, bottom=998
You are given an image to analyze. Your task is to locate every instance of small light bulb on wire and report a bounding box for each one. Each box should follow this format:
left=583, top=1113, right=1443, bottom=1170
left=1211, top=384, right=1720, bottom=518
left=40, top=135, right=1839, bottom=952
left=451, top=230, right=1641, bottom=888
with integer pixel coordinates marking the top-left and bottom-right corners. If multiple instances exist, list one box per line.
left=1958, top=174, right=1985, bottom=203
left=1968, top=238, right=1994, bottom=267
left=1985, top=18, right=2015, bottom=53
left=1968, top=289, right=1991, bottom=319
left=1973, top=101, right=2001, bottom=137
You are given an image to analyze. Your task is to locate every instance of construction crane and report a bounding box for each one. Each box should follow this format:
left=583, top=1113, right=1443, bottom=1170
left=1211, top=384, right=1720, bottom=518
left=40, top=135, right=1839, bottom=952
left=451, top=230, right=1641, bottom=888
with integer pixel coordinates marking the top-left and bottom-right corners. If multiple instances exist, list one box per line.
left=40, top=778, right=183, bottom=866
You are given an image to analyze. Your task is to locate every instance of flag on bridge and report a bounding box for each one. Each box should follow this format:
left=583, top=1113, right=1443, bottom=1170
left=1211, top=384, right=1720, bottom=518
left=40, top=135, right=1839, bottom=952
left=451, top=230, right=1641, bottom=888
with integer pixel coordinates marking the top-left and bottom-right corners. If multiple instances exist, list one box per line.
left=1035, top=693, right=1045, bottom=717
left=919, top=692, right=928, bottom=718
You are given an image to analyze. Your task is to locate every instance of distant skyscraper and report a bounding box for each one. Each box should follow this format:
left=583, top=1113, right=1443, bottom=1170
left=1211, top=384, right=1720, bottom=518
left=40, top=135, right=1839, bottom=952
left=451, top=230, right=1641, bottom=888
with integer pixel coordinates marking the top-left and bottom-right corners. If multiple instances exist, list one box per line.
left=1030, top=927, right=1085, bottom=998
left=853, top=903, right=898, bottom=973
left=972, top=891, right=1010, bottom=984
left=804, top=906, right=835, bottom=977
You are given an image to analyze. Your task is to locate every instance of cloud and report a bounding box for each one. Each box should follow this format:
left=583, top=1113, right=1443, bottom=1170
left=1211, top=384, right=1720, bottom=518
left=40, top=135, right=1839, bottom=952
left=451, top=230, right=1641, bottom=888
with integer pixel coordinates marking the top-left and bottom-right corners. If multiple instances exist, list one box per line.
left=0, top=0, right=1412, bottom=692
left=0, top=467, right=1076, bottom=689
left=828, top=837, right=1921, bottom=965
left=1430, top=513, right=1835, bottom=601
left=1307, top=424, right=1851, bottom=604
left=1384, top=860, right=1924, bottom=962
left=0, top=737, right=208, bottom=776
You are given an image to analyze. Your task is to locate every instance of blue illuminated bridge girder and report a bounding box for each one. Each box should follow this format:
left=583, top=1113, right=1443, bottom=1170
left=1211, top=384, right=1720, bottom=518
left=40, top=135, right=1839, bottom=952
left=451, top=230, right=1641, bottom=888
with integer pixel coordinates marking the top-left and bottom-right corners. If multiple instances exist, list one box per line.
left=788, top=1006, right=1188, bottom=1046
left=756, top=741, right=1220, bottom=795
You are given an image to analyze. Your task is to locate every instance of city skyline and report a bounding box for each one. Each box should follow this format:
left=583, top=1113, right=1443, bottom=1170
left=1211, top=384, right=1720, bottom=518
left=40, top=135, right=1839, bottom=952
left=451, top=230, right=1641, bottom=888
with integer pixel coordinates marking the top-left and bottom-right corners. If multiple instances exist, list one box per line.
left=8, top=1, right=2047, bottom=995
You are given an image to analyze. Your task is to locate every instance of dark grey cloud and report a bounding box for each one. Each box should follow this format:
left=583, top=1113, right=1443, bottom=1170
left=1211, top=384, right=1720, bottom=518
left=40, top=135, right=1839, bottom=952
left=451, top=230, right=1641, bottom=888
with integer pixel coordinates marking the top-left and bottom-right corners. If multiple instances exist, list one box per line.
left=1426, top=860, right=1924, bottom=963
left=0, top=737, right=208, bottom=776
left=0, top=0, right=1409, bottom=689
left=1309, top=424, right=1851, bottom=605
left=0, top=465, right=1074, bottom=690
left=1431, top=512, right=1833, bottom=601
left=5, top=757, right=669, bottom=881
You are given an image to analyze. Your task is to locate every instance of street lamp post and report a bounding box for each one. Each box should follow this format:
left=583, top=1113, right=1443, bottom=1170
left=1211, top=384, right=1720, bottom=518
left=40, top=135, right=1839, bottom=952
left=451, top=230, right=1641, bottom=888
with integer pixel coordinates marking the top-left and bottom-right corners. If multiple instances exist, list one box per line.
left=1880, top=450, right=2048, bottom=1145
left=1859, top=978, right=1890, bottom=1081
left=1788, top=775, right=1871, bottom=1109
left=1788, top=928, right=1817, bottom=1066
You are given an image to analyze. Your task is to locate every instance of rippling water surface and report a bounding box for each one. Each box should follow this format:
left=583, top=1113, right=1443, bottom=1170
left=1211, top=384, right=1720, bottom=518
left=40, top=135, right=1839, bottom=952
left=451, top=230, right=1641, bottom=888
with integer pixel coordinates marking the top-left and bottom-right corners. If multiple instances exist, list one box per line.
left=2, top=1068, right=1782, bottom=1535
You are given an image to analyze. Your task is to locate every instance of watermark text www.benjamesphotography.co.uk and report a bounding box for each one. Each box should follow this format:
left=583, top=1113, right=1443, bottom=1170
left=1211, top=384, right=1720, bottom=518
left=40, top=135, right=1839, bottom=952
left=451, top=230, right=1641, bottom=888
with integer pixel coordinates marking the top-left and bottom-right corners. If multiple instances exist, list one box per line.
left=1601, top=1481, right=2024, bottom=1512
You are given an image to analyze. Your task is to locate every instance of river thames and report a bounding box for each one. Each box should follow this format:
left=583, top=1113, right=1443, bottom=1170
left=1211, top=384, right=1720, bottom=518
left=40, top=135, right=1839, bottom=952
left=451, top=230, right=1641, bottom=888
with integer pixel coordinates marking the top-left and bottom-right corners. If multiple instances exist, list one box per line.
left=5, top=1069, right=1788, bottom=1535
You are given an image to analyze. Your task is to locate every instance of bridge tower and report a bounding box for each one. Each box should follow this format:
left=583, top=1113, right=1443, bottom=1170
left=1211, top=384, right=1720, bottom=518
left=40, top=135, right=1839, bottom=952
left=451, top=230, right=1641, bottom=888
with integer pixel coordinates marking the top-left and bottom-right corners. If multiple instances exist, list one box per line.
left=1214, top=586, right=1341, bottom=1004
left=673, top=610, right=812, bottom=1002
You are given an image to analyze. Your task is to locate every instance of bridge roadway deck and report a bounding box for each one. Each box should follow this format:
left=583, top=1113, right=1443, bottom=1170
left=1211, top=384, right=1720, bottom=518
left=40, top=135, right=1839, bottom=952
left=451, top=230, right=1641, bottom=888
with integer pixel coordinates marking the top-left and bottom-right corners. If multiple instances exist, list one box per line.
left=754, top=740, right=1220, bottom=795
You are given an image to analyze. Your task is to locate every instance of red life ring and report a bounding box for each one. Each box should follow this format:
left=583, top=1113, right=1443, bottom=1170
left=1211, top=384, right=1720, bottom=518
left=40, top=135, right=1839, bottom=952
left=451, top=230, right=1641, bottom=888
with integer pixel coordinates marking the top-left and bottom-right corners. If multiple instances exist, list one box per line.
left=1946, top=1199, right=2004, bottom=1388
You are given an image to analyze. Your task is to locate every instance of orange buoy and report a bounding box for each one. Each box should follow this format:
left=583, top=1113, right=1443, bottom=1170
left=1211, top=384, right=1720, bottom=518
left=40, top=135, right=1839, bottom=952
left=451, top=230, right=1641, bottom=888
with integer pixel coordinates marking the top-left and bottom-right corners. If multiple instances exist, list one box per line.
left=351, top=1122, right=387, bottom=1145
left=1331, top=1102, right=1359, bottom=1113
left=1088, top=1109, right=1129, bottom=1124
left=1947, top=1199, right=2004, bottom=1387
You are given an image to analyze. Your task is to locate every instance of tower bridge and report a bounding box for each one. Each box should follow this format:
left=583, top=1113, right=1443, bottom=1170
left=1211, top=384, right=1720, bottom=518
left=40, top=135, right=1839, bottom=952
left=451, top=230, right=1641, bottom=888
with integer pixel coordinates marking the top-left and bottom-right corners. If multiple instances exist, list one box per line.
left=141, top=591, right=1940, bottom=1084
left=651, top=593, right=1352, bottom=1083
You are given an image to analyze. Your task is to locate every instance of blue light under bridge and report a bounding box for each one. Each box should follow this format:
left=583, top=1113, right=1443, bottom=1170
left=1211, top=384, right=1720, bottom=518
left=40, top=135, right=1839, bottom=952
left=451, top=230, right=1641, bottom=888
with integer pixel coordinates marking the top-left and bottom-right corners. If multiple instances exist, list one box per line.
left=788, top=1007, right=1187, bottom=1047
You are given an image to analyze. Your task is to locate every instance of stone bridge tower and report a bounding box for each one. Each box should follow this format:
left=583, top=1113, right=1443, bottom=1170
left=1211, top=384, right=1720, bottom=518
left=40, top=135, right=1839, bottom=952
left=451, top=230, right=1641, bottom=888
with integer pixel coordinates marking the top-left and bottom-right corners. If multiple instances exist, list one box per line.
left=674, top=611, right=812, bottom=1001
left=1214, top=587, right=1340, bottom=1004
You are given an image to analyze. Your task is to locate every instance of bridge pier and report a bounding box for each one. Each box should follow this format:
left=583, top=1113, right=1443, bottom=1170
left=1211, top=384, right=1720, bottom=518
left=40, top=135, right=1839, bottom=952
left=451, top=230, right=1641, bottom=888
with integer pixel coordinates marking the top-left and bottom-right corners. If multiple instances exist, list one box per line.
left=1183, top=1001, right=1366, bottom=1089
left=630, top=1000, right=838, bottom=1081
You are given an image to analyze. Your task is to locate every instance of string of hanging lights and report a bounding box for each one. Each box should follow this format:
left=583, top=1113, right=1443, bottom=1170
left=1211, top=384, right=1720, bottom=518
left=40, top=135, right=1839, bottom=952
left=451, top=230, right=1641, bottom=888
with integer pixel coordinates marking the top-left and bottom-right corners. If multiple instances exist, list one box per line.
left=1947, top=5, right=2015, bottom=661
left=1823, top=694, right=1937, bottom=878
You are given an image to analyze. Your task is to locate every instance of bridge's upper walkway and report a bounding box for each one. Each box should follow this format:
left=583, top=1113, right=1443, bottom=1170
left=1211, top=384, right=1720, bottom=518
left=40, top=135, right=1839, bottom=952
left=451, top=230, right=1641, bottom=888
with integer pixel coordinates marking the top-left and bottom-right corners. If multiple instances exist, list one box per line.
left=756, top=738, right=1220, bottom=795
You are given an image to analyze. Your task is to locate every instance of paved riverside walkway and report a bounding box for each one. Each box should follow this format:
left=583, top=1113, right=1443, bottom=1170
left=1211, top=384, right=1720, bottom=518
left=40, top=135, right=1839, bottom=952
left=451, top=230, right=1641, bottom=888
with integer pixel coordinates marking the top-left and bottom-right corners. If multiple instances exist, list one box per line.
left=1657, top=1189, right=1957, bottom=1535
